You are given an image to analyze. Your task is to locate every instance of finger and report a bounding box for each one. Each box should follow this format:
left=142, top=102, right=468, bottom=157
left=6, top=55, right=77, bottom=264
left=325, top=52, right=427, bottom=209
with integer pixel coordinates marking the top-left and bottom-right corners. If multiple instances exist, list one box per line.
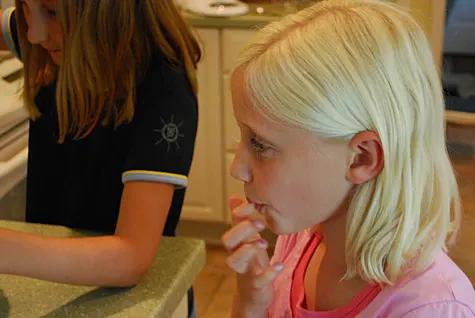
left=228, top=195, right=244, bottom=211
left=226, top=239, right=269, bottom=274
left=252, top=244, right=270, bottom=270
left=252, top=263, right=284, bottom=289
left=222, top=219, right=266, bottom=251
left=231, top=201, right=256, bottom=226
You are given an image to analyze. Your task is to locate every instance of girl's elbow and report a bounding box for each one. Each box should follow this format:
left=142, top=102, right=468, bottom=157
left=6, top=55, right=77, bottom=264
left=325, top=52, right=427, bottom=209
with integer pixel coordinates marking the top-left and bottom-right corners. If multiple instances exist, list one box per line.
left=107, top=237, right=157, bottom=287
left=116, top=257, right=154, bottom=287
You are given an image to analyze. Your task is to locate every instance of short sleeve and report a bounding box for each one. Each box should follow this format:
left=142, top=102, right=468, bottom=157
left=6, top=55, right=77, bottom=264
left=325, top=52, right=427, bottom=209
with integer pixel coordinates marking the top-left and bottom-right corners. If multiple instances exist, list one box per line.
left=122, top=56, right=198, bottom=189
left=270, top=235, right=291, bottom=265
left=401, top=302, right=475, bottom=318
left=2, top=7, right=21, bottom=60
left=270, top=231, right=312, bottom=265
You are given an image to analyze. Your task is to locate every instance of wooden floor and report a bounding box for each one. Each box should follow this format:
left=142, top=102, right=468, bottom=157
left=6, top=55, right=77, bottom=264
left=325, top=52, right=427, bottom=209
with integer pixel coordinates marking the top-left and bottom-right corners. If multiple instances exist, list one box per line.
left=193, top=124, right=475, bottom=317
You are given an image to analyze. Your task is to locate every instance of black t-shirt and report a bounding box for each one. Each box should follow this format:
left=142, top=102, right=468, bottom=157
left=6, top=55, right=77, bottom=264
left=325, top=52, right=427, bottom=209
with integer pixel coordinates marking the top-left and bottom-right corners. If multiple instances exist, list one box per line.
left=3, top=8, right=198, bottom=235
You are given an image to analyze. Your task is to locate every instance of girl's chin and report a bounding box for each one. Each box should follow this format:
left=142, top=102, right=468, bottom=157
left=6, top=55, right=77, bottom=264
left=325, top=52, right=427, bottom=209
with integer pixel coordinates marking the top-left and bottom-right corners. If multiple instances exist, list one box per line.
left=49, top=51, right=61, bottom=64
left=265, top=217, right=305, bottom=236
left=263, top=216, right=286, bottom=235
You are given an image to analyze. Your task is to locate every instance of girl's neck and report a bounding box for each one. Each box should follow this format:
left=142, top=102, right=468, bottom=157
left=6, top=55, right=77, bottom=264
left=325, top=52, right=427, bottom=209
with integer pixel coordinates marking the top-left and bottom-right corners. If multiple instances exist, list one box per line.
left=305, top=205, right=369, bottom=311
left=315, top=204, right=348, bottom=274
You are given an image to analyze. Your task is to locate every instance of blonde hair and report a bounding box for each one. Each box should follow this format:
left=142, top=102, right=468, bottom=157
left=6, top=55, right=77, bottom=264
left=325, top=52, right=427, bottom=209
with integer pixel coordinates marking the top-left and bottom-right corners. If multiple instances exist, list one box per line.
left=15, top=0, right=201, bottom=143
left=234, top=0, right=461, bottom=284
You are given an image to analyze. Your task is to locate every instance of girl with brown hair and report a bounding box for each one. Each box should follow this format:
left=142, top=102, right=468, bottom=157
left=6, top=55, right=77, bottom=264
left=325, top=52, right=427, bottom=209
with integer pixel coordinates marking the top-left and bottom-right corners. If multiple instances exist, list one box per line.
left=1, top=0, right=201, bottom=316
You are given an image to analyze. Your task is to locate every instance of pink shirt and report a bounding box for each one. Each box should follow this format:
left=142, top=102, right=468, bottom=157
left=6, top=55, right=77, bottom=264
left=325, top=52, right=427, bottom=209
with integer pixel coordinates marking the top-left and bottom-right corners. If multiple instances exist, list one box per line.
left=269, top=231, right=475, bottom=317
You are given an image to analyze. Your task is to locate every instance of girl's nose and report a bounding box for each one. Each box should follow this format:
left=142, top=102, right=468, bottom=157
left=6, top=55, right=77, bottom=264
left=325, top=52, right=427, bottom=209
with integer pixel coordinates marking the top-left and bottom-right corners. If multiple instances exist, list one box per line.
left=230, top=143, right=252, bottom=183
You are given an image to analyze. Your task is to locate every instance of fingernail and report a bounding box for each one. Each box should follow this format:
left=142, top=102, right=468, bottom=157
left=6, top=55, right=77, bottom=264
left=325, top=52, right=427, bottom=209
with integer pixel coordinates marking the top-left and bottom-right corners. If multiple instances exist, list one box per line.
left=236, top=263, right=247, bottom=274
left=253, top=220, right=265, bottom=230
left=256, top=239, right=268, bottom=249
left=273, top=263, right=284, bottom=272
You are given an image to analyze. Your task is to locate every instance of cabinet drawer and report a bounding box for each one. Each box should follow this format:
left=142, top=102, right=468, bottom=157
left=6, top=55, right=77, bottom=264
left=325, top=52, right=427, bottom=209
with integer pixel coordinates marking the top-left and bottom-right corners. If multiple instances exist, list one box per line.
left=182, top=28, right=225, bottom=223
left=223, top=73, right=241, bottom=151
left=222, top=29, right=258, bottom=74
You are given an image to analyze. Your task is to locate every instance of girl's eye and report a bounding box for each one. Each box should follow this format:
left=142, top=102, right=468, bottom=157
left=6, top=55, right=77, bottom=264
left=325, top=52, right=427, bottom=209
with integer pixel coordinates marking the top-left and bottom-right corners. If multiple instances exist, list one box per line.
left=250, top=137, right=270, bottom=154
left=41, top=6, right=56, bottom=18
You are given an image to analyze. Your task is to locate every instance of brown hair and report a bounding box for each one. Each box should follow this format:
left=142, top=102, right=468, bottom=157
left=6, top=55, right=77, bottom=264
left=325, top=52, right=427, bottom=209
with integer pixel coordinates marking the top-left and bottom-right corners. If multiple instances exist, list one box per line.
left=15, top=0, right=201, bottom=142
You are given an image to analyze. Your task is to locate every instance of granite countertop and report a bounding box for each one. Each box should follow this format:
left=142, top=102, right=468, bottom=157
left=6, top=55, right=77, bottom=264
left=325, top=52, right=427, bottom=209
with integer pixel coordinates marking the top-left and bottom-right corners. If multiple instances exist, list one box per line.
left=0, top=220, right=206, bottom=318
left=182, top=2, right=311, bottom=29
left=181, top=0, right=396, bottom=29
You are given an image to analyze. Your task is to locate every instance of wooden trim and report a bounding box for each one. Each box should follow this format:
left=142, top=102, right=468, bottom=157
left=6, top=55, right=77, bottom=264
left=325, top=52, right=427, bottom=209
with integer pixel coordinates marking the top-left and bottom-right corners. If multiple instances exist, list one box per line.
left=430, top=0, right=447, bottom=70
left=397, top=0, right=447, bottom=71
left=446, top=110, right=475, bottom=126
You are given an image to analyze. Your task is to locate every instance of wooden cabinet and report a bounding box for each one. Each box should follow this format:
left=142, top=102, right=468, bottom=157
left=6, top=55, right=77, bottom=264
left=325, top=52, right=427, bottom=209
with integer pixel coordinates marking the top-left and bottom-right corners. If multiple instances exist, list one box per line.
left=181, top=28, right=257, bottom=224
left=396, top=0, right=447, bottom=68
left=221, top=29, right=258, bottom=73
left=225, top=153, right=244, bottom=224
left=181, top=28, right=225, bottom=223
left=222, top=73, right=239, bottom=152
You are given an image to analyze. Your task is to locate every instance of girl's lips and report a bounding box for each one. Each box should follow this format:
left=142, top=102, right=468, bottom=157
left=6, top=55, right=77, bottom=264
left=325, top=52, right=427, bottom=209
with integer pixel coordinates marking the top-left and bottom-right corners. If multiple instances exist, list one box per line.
left=247, top=199, right=266, bottom=216
left=257, top=205, right=266, bottom=216
left=246, top=197, right=265, bottom=215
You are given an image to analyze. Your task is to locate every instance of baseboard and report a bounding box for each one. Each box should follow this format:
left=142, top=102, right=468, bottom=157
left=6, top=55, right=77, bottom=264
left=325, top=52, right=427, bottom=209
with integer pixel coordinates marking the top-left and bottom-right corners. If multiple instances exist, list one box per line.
left=176, top=219, right=278, bottom=247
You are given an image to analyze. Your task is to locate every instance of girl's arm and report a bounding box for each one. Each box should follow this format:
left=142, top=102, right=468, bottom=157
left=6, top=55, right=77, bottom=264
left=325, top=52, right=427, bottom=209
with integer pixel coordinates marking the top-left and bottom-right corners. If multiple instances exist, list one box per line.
left=0, top=45, right=199, bottom=287
left=0, top=181, right=173, bottom=287
left=0, top=7, right=19, bottom=53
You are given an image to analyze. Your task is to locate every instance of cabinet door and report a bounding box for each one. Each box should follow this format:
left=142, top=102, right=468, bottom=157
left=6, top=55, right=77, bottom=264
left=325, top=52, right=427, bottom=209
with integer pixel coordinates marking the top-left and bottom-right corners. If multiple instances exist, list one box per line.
left=225, top=153, right=244, bottom=224
left=396, top=0, right=447, bottom=69
left=182, top=28, right=225, bottom=223
left=223, top=73, right=240, bottom=152
left=222, top=29, right=257, bottom=152
left=222, top=29, right=258, bottom=74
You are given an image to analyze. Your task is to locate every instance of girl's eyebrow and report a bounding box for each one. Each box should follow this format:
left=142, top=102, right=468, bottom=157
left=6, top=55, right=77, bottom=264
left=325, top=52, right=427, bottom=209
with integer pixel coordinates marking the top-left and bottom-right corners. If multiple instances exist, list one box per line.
left=240, top=122, right=276, bottom=146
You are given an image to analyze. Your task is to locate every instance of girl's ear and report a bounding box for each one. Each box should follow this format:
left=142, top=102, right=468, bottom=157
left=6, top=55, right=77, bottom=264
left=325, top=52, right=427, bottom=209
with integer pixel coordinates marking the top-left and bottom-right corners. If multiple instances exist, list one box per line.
left=346, top=131, right=384, bottom=184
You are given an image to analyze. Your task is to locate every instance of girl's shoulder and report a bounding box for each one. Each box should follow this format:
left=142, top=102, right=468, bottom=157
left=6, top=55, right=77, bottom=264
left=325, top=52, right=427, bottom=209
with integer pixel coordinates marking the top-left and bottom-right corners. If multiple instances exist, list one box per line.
left=134, top=51, right=197, bottom=114
left=362, top=251, right=475, bottom=317
left=138, top=51, right=190, bottom=91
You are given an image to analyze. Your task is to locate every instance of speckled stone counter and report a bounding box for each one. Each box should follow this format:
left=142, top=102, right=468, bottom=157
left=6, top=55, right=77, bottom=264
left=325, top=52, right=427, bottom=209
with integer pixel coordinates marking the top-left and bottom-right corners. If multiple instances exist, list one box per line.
left=182, top=3, right=310, bottom=29
left=181, top=1, right=396, bottom=29
left=0, top=220, right=206, bottom=318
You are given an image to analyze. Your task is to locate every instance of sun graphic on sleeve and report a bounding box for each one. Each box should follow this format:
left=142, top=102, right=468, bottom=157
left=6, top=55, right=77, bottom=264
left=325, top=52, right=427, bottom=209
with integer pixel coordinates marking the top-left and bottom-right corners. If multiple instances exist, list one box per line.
left=154, top=115, right=185, bottom=152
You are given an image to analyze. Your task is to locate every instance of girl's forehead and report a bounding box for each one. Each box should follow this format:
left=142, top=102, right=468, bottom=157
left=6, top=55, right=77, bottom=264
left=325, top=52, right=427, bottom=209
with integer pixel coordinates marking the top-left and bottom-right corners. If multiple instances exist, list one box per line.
left=23, top=0, right=55, bottom=5
left=21, top=0, right=40, bottom=6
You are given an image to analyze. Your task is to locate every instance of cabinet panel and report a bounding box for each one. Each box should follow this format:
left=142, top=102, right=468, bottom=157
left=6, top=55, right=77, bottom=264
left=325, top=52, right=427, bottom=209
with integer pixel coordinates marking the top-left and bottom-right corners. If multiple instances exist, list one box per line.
left=225, top=153, right=244, bottom=224
left=223, top=73, right=240, bottom=152
left=182, top=28, right=225, bottom=223
left=396, top=0, right=446, bottom=69
left=222, top=29, right=258, bottom=74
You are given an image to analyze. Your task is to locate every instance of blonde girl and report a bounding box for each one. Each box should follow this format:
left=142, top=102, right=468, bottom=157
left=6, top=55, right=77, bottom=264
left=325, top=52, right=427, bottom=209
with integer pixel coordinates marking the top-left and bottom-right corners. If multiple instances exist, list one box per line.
left=222, top=0, right=475, bottom=317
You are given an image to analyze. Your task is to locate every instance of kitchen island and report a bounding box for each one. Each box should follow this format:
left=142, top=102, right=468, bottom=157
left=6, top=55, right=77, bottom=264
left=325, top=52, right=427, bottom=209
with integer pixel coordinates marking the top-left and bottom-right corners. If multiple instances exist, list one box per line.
left=0, top=220, right=206, bottom=318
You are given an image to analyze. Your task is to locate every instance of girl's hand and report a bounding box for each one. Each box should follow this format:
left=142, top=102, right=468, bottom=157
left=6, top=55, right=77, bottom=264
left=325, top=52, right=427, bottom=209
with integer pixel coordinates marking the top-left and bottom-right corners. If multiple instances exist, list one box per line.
left=222, top=196, right=284, bottom=317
